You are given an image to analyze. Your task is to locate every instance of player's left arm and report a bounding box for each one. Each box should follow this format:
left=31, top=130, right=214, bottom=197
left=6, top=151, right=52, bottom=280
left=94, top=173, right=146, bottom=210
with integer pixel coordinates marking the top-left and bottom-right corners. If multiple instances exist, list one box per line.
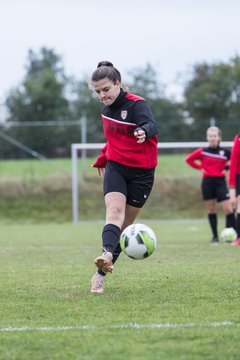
left=132, top=101, right=158, bottom=140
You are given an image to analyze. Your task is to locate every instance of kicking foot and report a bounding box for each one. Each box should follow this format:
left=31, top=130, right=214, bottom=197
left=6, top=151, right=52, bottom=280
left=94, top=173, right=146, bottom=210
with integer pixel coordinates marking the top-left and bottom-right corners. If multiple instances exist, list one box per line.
left=95, top=251, right=113, bottom=274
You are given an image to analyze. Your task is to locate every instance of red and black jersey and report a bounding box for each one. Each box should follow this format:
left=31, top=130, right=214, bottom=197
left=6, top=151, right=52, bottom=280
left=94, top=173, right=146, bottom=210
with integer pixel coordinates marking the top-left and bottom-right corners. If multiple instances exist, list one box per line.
left=185, top=146, right=231, bottom=178
left=229, top=134, right=240, bottom=187
left=93, top=89, right=158, bottom=169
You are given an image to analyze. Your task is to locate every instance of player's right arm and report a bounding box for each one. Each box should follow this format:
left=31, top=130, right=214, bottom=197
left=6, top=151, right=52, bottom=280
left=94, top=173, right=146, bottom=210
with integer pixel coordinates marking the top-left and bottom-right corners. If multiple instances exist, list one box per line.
left=185, top=148, right=203, bottom=170
left=92, top=143, right=108, bottom=176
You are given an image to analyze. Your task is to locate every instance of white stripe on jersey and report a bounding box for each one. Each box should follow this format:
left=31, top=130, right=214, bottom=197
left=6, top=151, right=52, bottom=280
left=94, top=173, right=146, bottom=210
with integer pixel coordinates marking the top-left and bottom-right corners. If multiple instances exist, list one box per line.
left=102, top=114, right=137, bottom=126
left=202, top=151, right=228, bottom=160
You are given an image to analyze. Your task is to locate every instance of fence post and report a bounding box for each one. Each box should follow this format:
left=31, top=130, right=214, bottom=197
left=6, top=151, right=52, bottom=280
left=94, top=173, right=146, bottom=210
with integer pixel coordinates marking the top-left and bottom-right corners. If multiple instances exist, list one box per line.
left=71, top=144, right=79, bottom=224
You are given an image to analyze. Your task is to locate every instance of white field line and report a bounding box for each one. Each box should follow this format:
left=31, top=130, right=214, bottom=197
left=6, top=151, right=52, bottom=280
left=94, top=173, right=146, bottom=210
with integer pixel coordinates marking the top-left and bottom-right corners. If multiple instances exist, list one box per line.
left=0, top=321, right=238, bottom=332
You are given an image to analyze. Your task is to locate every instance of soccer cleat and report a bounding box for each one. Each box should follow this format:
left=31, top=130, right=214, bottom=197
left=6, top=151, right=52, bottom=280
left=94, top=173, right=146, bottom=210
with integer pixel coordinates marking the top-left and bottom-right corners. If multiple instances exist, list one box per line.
left=95, top=251, right=113, bottom=274
left=211, top=236, right=219, bottom=243
left=91, top=273, right=105, bottom=294
left=231, top=237, right=240, bottom=246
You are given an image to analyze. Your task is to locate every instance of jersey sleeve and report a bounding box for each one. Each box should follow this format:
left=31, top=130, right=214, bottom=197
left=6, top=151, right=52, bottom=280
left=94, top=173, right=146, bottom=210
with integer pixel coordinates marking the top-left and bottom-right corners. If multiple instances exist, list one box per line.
left=185, top=148, right=203, bottom=170
left=229, top=135, right=240, bottom=187
left=132, top=101, right=158, bottom=139
left=92, top=143, right=108, bottom=168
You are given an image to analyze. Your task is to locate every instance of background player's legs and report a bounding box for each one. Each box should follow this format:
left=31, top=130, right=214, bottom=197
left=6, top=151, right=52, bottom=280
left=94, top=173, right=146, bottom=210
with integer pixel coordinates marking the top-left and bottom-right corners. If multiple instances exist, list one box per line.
left=236, top=195, right=240, bottom=237
left=205, top=199, right=218, bottom=241
left=220, top=199, right=236, bottom=229
left=231, top=195, right=240, bottom=246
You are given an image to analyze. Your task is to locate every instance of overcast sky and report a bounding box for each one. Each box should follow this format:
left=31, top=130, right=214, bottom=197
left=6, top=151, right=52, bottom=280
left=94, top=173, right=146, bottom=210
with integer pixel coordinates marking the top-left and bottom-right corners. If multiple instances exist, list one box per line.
left=1, top=0, right=240, bottom=104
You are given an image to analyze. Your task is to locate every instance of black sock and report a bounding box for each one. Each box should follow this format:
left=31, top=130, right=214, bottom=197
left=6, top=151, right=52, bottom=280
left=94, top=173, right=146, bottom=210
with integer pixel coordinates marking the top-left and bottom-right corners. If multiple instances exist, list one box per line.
left=226, top=213, right=236, bottom=229
left=97, top=224, right=121, bottom=276
left=98, top=268, right=107, bottom=276
left=112, top=242, right=122, bottom=264
left=102, top=223, right=121, bottom=254
left=236, top=213, right=240, bottom=237
left=208, top=213, right=218, bottom=238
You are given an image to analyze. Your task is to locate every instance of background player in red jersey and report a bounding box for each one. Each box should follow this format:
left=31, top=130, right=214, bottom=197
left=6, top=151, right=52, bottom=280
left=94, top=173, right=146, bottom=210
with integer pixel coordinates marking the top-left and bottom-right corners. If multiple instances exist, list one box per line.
left=229, top=133, right=240, bottom=246
left=185, top=126, right=235, bottom=243
left=89, top=61, right=158, bottom=293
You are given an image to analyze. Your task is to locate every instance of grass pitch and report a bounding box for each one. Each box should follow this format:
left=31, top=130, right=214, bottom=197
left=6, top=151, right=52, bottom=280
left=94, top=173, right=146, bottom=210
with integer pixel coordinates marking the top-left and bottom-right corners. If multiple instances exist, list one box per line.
left=0, top=220, right=240, bottom=359
left=0, top=154, right=194, bottom=179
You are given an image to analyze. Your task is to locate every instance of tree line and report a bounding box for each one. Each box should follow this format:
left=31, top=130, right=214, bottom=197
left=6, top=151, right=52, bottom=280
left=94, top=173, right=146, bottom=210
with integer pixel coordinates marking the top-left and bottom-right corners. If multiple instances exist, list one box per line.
left=1, top=47, right=240, bottom=158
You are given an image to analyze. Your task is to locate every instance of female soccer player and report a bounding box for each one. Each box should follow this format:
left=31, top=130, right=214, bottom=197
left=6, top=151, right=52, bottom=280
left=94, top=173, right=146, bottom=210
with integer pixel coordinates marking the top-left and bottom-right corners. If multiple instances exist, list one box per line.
left=185, top=126, right=235, bottom=243
left=90, top=61, right=158, bottom=293
left=229, top=133, right=240, bottom=246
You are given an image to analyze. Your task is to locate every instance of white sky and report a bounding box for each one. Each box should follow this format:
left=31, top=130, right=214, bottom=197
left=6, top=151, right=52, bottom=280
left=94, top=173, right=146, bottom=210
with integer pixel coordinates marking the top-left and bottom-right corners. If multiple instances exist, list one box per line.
left=1, top=0, right=240, bottom=104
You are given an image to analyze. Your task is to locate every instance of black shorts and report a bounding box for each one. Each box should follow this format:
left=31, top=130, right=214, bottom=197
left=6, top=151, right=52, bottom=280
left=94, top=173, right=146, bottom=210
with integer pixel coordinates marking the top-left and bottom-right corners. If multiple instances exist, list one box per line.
left=103, top=160, right=155, bottom=208
left=201, top=177, right=229, bottom=202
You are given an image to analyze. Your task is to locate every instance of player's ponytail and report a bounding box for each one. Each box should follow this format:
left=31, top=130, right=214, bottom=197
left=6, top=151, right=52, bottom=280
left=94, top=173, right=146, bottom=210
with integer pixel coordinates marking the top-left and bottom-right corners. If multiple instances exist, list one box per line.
left=91, top=61, right=121, bottom=84
left=97, top=61, right=114, bottom=68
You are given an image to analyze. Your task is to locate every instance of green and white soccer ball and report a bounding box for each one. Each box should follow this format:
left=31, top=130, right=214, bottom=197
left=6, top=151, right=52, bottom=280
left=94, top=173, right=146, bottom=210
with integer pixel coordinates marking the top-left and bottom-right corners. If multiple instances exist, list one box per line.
left=120, top=223, right=157, bottom=260
left=220, top=227, right=237, bottom=243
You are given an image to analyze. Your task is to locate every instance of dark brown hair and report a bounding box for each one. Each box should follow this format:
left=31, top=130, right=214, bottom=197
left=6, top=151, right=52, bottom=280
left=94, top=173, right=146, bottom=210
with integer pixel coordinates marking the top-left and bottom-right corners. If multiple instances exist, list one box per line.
left=91, top=61, right=121, bottom=84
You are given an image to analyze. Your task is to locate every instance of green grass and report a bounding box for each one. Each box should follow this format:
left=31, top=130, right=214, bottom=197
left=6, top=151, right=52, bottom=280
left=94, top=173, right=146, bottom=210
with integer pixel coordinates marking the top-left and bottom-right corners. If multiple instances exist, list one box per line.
left=0, top=220, right=240, bottom=359
left=0, top=154, right=204, bottom=222
left=0, top=158, right=71, bottom=179
left=0, top=154, right=198, bottom=179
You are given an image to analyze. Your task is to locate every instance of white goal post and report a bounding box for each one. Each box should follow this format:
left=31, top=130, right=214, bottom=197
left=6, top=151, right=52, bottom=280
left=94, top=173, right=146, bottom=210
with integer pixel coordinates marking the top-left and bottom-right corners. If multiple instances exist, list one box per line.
left=71, top=141, right=233, bottom=223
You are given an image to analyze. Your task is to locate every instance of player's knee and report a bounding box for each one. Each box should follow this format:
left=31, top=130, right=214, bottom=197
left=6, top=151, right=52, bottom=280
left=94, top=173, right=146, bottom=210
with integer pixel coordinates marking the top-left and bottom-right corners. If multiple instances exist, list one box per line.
left=224, top=209, right=233, bottom=215
left=106, top=205, right=124, bottom=223
left=208, top=207, right=216, bottom=214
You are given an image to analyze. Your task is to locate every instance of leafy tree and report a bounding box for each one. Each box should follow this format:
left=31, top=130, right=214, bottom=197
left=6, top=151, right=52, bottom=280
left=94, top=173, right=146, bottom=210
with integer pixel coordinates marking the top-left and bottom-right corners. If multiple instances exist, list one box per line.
left=4, top=47, right=77, bottom=157
left=149, top=98, right=188, bottom=142
left=71, top=78, right=103, bottom=143
left=126, top=63, right=163, bottom=100
left=229, top=56, right=240, bottom=125
left=6, top=47, right=70, bottom=121
left=126, top=63, right=186, bottom=141
left=184, top=56, right=240, bottom=140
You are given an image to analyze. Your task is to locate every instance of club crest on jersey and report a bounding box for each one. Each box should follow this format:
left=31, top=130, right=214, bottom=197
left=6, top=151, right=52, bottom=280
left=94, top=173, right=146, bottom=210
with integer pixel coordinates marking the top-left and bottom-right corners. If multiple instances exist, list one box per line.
left=121, top=110, right=128, bottom=120
left=219, top=150, right=225, bottom=156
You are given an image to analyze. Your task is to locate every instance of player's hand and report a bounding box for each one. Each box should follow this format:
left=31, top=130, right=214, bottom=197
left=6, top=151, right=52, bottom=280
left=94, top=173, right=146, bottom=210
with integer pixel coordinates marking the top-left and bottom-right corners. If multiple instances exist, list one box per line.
left=97, top=168, right=105, bottom=176
left=229, top=188, right=237, bottom=209
left=134, top=128, right=146, bottom=143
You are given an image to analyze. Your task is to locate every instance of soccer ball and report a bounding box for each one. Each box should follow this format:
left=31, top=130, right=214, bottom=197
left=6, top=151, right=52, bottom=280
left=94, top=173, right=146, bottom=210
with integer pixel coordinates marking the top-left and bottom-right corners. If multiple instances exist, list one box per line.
left=120, top=223, right=157, bottom=260
left=220, top=227, right=237, bottom=243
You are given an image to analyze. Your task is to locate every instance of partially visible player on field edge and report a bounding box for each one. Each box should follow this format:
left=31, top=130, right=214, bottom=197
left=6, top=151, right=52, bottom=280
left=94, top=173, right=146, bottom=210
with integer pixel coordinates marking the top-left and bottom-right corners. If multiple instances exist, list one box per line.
left=89, top=61, right=158, bottom=293
left=228, top=133, right=240, bottom=246
left=185, top=126, right=235, bottom=243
